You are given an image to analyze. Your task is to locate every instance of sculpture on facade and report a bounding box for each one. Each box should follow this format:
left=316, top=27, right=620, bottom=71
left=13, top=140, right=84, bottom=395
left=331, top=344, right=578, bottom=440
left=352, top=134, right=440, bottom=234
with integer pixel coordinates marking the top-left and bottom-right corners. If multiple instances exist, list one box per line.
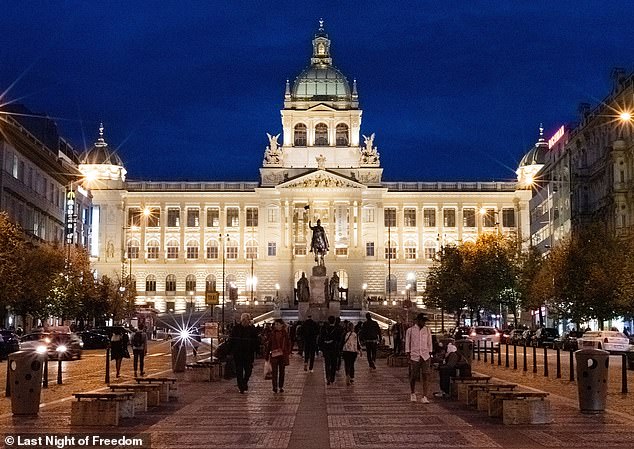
left=309, top=219, right=329, bottom=266
left=316, top=154, right=326, bottom=170
left=360, top=133, right=380, bottom=165
left=297, top=272, right=310, bottom=302
left=328, top=271, right=340, bottom=302
left=263, top=133, right=283, bottom=166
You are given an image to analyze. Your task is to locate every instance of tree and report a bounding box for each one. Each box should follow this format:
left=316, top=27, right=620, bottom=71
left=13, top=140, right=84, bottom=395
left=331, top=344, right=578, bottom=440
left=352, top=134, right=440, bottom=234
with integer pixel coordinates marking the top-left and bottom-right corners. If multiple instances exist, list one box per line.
left=425, top=245, right=469, bottom=327
left=0, top=212, right=26, bottom=322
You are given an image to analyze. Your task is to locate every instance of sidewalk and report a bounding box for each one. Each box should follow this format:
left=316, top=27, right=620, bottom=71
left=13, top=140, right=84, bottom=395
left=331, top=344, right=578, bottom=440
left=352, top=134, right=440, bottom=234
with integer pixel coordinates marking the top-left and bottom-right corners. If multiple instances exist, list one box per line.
left=0, top=353, right=633, bottom=448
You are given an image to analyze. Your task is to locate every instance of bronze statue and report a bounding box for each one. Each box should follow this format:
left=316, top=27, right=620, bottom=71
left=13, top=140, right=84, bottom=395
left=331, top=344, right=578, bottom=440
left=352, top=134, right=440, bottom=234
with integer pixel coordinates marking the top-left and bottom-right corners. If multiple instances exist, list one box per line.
left=309, top=219, right=329, bottom=266
left=297, top=272, right=310, bottom=302
left=329, top=272, right=340, bottom=302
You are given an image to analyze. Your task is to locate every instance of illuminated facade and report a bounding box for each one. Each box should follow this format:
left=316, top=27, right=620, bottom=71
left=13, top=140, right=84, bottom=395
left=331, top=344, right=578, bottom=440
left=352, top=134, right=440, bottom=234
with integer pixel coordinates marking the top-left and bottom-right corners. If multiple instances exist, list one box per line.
left=82, top=25, right=531, bottom=313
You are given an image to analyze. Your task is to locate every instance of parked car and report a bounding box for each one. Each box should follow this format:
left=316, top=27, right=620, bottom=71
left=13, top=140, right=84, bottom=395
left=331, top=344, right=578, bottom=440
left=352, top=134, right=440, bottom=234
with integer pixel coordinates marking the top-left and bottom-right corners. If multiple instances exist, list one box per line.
left=0, top=330, right=21, bottom=359
left=577, top=330, right=631, bottom=353
left=94, top=326, right=133, bottom=342
left=533, top=327, right=560, bottom=348
left=77, top=330, right=110, bottom=349
left=519, top=329, right=535, bottom=346
left=507, top=329, right=525, bottom=346
left=555, top=330, right=583, bottom=351
left=20, top=332, right=83, bottom=360
left=468, top=326, right=501, bottom=350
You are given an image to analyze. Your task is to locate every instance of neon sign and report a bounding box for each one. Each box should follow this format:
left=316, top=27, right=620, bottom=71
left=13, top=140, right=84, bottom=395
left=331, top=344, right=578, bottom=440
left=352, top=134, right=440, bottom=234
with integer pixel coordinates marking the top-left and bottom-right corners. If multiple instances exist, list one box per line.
left=548, top=126, right=565, bottom=149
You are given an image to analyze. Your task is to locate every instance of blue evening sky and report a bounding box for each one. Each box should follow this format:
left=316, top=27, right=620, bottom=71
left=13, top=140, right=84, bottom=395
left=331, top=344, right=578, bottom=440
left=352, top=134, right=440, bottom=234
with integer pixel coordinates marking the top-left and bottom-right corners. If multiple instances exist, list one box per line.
left=1, top=1, right=633, bottom=182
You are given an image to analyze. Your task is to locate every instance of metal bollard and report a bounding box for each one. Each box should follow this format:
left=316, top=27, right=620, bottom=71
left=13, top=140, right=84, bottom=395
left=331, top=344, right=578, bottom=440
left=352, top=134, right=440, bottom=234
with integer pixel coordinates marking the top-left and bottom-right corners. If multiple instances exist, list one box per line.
left=105, top=346, right=110, bottom=384
left=505, top=343, right=509, bottom=368
left=556, top=348, right=561, bottom=378
left=477, top=341, right=481, bottom=361
left=543, top=346, right=548, bottom=377
left=57, top=359, right=63, bottom=385
left=513, top=344, right=517, bottom=370
left=43, top=358, right=48, bottom=389
left=5, top=361, right=10, bottom=397
left=622, top=354, right=628, bottom=394
left=532, top=345, right=537, bottom=373
left=484, top=341, right=488, bottom=363
left=569, top=350, right=575, bottom=382
left=523, top=344, right=527, bottom=372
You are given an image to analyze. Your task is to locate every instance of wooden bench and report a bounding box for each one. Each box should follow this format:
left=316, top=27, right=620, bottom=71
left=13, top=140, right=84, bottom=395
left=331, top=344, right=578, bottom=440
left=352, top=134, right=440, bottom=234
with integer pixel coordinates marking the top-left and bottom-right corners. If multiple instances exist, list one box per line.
left=71, top=392, right=135, bottom=426
left=467, top=383, right=517, bottom=409
left=450, top=376, right=491, bottom=401
left=135, top=377, right=178, bottom=402
left=387, top=354, right=409, bottom=367
left=109, top=383, right=161, bottom=410
left=488, top=391, right=551, bottom=424
left=185, top=361, right=223, bottom=382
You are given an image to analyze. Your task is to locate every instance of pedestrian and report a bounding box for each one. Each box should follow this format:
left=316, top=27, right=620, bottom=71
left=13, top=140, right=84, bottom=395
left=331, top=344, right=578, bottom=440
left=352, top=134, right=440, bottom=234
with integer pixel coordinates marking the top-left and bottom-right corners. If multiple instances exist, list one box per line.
left=229, top=313, right=260, bottom=393
left=110, top=328, right=130, bottom=378
left=266, top=318, right=292, bottom=393
left=319, top=316, right=343, bottom=385
left=392, top=320, right=403, bottom=355
left=295, top=321, right=304, bottom=357
left=435, top=342, right=471, bottom=398
left=359, top=312, right=381, bottom=369
left=302, top=315, right=319, bottom=372
left=131, top=324, right=148, bottom=377
left=341, top=321, right=362, bottom=386
left=405, top=313, right=433, bottom=403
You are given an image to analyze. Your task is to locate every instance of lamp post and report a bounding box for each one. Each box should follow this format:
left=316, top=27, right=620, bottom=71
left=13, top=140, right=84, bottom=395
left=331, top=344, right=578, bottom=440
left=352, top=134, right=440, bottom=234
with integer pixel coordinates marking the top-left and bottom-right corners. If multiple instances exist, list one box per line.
left=220, top=233, right=229, bottom=335
left=387, top=225, right=392, bottom=303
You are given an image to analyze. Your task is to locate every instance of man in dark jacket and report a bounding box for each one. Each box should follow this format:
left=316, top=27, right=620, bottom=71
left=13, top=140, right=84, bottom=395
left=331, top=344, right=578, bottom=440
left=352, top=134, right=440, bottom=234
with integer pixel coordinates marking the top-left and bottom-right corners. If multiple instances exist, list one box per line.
left=319, top=316, right=344, bottom=385
left=436, top=342, right=471, bottom=397
left=301, top=315, right=319, bottom=372
left=359, top=312, right=381, bottom=369
left=229, top=313, right=260, bottom=393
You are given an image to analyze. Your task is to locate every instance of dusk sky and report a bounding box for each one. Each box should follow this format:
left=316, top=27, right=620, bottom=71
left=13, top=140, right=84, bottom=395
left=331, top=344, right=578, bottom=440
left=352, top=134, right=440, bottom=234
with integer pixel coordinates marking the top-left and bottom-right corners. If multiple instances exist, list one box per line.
left=2, top=1, right=634, bottom=182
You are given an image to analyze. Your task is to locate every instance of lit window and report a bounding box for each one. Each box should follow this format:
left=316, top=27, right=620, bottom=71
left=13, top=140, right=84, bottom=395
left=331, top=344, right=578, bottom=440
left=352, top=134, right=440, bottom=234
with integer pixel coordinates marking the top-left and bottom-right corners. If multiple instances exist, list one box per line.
left=404, top=208, right=416, bottom=227
left=187, top=208, right=199, bottom=227
left=444, top=209, right=456, bottom=227
left=315, top=123, right=328, bottom=146
left=385, top=241, right=397, bottom=260
left=206, top=241, right=219, bottom=259
left=423, top=209, right=436, bottom=227
left=268, top=242, right=277, bottom=256
left=295, top=245, right=307, bottom=256
left=128, top=208, right=141, bottom=227
left=226, top=208, right=239, bottom=227
left=226, top=241, right=238, bottom=259
left=294, top=124, right=307, bottom=146
left=186, top=241, right=199, bottom=259
left=424, top=241, right=437, bottom=260
left=384, top=208, right=396, bottom=227
left=246, top=207, right=258, bottom=227
left=336, top=247, right=348, bottom=256
left=127, top=240, right=140, bottom=259
left=147, top=240, right=159, bottom=259
left=268, top=207, right=279, bottom=223
left=463, top=208, right=476, bottom=227
left=167, top=208, right=180, bottom=227
left=246, top=240, right=258, bottom=259
left=206, top=208, right=219, bottom=227
left=146, top=208, right=160, bottom=227
left=502, top=208, right=516, bottom=228
left=366, top=242, right=375, bottom=257
left=167, top=240, right=179, bottom=259
left=404, top=241, right=417, bottom=259
left=185, top=275, right=196, bottom=292
left=363, top=208, right=375, bottom=223
left=336, top=124, right=349, bottom=146
left=145, top=275, right=156, bottom=293
left=206, top=275, right=217, bottom=292
left=166, top=275, right=176, bottom=293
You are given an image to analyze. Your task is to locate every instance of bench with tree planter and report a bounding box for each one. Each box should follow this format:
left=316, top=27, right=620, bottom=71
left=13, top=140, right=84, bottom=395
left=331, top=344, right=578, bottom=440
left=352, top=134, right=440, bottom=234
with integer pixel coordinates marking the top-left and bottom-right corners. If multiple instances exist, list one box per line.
left=487, top=390, right=551, bottom=425
left=134, top=377, right=178, bottom=402
left=109, top=383, right=162, bottom=410
left=71, top=392, right=136, bottom=427
left=466, top=383, right=517, bottom=408
left=450, top=375, right=492, bottom=401
left=185, top=360, right=223, bottom=382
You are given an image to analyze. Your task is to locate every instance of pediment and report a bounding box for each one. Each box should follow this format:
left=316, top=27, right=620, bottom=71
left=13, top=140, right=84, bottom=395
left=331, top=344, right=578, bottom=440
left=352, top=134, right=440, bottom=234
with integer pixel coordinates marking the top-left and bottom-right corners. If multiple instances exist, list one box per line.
left=306, top=103, right=337, bottom=112
left=276, top=170, right=366, bottom=189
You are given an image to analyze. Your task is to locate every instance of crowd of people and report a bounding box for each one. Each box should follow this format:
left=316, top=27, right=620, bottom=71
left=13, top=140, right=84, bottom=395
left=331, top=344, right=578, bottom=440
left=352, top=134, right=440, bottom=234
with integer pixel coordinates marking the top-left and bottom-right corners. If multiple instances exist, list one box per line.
left=219, top=311, right=471, bottom=402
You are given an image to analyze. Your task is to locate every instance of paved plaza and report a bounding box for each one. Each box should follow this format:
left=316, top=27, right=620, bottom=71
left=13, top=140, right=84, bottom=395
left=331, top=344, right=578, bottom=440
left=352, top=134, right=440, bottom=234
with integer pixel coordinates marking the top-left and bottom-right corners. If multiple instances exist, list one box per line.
left=1, top=353, right=633, bottom=449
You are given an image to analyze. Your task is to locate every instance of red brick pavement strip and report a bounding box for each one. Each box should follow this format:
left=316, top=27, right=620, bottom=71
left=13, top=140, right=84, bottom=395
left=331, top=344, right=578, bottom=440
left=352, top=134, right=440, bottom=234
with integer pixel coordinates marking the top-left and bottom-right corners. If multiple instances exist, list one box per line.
left=0, top=353, right=633, bottom=448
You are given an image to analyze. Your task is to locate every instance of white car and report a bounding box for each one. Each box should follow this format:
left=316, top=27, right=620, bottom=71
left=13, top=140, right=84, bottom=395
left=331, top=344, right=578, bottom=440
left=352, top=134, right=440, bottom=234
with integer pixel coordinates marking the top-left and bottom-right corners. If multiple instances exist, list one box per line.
left=577, top=331, right=630, bottom=353
left=468, top=326, right=501, bottom=350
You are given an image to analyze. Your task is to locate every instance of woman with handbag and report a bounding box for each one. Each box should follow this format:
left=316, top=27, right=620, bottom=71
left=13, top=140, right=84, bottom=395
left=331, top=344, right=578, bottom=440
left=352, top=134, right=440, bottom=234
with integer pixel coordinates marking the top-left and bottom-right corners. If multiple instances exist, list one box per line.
left=341, top=321, right=362, bottom=386
left=266, top=318, right=291, bottom=393
left=110, top=328, right=130, bottom=378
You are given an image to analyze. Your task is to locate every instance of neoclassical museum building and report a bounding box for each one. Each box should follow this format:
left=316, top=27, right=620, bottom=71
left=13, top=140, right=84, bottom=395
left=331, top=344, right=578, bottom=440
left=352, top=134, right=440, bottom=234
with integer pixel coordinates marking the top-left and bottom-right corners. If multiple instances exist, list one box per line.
left=80, top=25, right=532, bottom=315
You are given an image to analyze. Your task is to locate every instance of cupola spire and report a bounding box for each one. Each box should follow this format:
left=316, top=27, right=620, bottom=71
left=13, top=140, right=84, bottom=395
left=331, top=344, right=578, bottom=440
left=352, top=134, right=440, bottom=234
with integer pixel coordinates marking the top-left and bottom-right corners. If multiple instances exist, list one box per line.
left=537, top=123, right=547, bottom=146
left=311, top=18, right=332, bottom=66
left=96, top=122, right=108, bottom=148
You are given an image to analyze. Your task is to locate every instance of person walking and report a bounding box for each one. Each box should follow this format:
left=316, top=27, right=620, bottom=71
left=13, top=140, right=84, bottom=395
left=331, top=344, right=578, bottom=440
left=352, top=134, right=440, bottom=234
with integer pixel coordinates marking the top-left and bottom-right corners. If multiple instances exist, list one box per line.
left=131, top=324, right=148, bottom=377
left=302, top=315, right=319, bottom=372
left=319, top=316, right=343, bottom=385
left=359, top=312, right=381, bottom=369
left=392, top=320, right=404, bottom=355
left=229, top=313, right=260, bottom=393
left=266, top=319, right=292, bottom=393
left=341, top=321, right=362, bottom=386
left=110, top=328, right=130, bottom=378
left=405, top=313, right=434, bottom=403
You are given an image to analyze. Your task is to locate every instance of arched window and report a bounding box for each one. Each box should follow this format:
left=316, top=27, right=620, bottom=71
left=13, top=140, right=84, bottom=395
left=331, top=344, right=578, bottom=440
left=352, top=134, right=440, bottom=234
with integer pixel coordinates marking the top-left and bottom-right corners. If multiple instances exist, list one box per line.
left=166, top=274, right=177, bottom=293
left=315, top=123, right=328, bottom=146
left=336, top=124, right=349, bottom=146
left=424, top=240, right=437, bottom=260
left=185, top=274, right=196, bottom=292
left=166, top=239, right=179, bottom=259
left=385, top=275, right=397, bottom=296
left=206, top=240, right=219, bottom=259
left=145, top=274, right=156, bottom=293
left=186, top=240, right=199, bottom=259
left=294, top=123, right=307, bottom=146
left=206, top=274, right=217, bottom=292
left=146, top=240, right=159, bottom=259
left=226, top=240, right=238, bottom=259
left=404, top=240, right=417, bottom=260
left=337, top=270, right=349, bottom=289
left=127, top=239, right=140, bottom=259
left=246, top=239, right=258, bottom=259
left=384, top=240, right=397, bottom=260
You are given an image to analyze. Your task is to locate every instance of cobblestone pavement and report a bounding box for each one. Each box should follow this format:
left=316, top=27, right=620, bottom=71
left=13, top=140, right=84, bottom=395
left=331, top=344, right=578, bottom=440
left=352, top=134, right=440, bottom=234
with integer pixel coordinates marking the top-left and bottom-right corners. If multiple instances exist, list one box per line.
left=0, top=351, right=633, bottom=448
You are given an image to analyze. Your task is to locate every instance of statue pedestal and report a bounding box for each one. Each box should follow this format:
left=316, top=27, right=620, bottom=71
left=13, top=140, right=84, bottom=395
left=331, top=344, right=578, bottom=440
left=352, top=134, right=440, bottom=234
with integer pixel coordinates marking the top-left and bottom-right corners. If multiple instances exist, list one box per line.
left=309, top=275, right=327, bottom=305
left=312, top=265, right=326, bottom=277
left=328, top=301, right=340, bottom=318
